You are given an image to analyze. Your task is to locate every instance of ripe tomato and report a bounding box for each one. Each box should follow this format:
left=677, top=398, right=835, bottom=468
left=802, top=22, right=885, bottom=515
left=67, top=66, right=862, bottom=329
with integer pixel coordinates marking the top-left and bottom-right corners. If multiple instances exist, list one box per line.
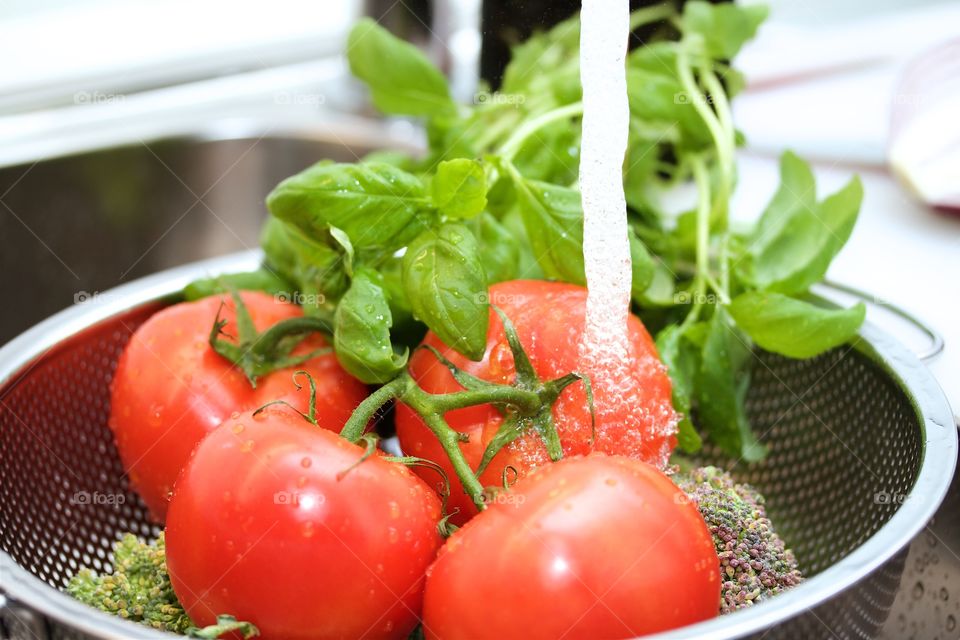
left=422, top=455, right=720, bottom=639
left=395, top=280, right=677, bottom=522
left=109, top=291, right=368, bottom=521
left=166, top=404, right=443, bottom=640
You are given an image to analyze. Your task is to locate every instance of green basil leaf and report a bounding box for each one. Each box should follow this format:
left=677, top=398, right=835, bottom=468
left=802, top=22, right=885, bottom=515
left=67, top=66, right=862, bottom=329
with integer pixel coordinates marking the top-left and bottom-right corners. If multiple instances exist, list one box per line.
left=744, top=153, right=863, bottom=295
left=682, top=1, right=768, bottom=60
left=346, top=18, right=457, bottom=119
left=625, top=68, right=710, bottom=149
left=656, top=324, right=703, bottom=452
left=476, top=212, right=519, bottom=284
left=629, top=229, right=656, bottom=301
left=432, top=159, right=487, bottom=219
left=511, top=119, right=581, bottom=185
left=260, top=218, right=347, bottom=319
left=748, top=151, right=816, bottom=252
left=508, top=168, right=585, bottom=284
left=697, top=309, right=765, bottom=461
left=334, top=269, right=408, bottom=384
left=623, top=125, right=661, bottom=213
left=501, top=13, right=580, bottom=96
left=402, top=224, right=489, bottom=360
left=501, top=209, right=545, bottom=280
left=728, top=292, right=865, bottom=359
left=328, top=226, right=354, bottom=277
left=183, top=268, right=292, bottom=302
left=634, top=262, right=676, bottom=308
left=266, top=161, right=433, bottom=254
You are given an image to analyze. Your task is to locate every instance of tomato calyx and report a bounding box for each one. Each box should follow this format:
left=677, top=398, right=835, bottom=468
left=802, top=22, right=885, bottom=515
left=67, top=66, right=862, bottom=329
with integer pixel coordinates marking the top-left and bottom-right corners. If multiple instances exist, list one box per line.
left=340, top=306, right=595, bottom=513
left=209, top=290, right=332, bottom=387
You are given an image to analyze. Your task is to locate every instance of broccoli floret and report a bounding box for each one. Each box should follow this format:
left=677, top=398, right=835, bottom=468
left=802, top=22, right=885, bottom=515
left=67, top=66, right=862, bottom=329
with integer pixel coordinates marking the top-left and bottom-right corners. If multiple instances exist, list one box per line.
left=674, top=466, right=803, bottom=614
left=67, top=533, right=192, bottom=633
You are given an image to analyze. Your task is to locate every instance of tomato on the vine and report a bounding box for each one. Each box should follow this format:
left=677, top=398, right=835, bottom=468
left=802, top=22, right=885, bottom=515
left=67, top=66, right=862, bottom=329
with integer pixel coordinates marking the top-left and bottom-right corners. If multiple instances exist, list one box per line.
left=422, top=455, right=720, bottom=639
left=395, top=280, right=677, bottom=522
left=109, top=291, right=368, bottom=520
left=166, top=401, right=443, bottom=640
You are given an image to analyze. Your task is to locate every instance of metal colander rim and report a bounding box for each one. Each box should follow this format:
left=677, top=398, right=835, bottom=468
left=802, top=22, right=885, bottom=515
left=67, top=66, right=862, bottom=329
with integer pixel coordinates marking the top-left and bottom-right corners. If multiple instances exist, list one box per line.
left=0, top=250, right=955, bottom=640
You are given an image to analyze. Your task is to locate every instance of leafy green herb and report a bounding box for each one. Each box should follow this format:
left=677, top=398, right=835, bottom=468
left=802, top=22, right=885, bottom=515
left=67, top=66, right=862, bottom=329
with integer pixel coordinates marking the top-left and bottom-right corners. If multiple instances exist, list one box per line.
left=506, top=165, right=586, bottom=284
left=432, top=159, right=487, bottom=219
left=697, top=310, right=765, bottom=462
left=334, top=269, right=409, bottom=384
left=728, top=292, right=866, bottom=359
left=742, top=154, right=864, bottom=295
left=681, top=1, right=769, bottom=60
left=402, top=224, right=489, bottom=360
left=185, top=5, right=866, bottom=461
left=183, top=269, right=292, bottom=302
left=476, top=212, right=520, bottom=283
left=346, top=17, right=458, bottom=119
left=655, top=325, right=702, bottom=452
left=266, top=161, right=433, bottom=255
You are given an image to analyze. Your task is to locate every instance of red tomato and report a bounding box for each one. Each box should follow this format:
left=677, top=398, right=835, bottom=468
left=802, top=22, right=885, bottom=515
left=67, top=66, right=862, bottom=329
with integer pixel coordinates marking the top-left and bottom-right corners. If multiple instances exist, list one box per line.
left=109, top=291, right=368, bottom=521
left=166, top=404, right=443, bottom=640
left=422, top=455, right=720, bottom=639
left=395, top=280, right=677, bottom=523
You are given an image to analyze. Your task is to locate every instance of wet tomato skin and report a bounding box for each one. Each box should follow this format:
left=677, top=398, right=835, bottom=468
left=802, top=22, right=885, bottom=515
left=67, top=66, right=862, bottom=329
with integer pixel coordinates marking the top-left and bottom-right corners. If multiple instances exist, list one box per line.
left=396, top=280, right=678, bottom=523
left=422, top=455, right=720, bottom=640
left=109, top=291, right=368, bottom=521
left=165, top=405, right=443, bottom=640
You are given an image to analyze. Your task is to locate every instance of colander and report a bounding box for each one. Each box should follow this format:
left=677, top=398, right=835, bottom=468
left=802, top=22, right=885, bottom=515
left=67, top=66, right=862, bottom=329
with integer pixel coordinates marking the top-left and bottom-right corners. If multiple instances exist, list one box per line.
left=0, top=250, right=955, bottom=640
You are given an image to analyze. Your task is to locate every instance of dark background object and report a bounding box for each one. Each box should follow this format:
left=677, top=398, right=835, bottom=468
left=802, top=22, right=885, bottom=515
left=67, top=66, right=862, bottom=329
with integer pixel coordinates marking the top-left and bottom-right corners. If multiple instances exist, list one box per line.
left=479, top=0, right=690, bottom=88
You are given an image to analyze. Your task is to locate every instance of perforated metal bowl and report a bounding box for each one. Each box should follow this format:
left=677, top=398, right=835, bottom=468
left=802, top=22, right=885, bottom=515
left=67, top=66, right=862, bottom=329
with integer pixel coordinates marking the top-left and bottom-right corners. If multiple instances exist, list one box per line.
left=0, top=251, right=956, bottom=640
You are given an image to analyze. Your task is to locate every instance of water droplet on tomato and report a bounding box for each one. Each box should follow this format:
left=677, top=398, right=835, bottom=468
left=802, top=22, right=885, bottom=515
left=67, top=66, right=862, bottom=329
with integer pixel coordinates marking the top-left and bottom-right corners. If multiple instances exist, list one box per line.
left=297, top=476, right=307, bottom=488
left=230, top=411, right=240, bottom=420
left=231, top=423, right=245, bottom=435
left=301, top=522, right=315, bottom=538
left=388, top=501, right=400, bottom=519
left=240, top=440, right=254, bottom=453
left=605, top=477, right=618, bottom=487
left=388, top=527, right=399, bottom=543
left=301, top=457, right=312, bottom=468
left=488, top=341, right=515, bottom=382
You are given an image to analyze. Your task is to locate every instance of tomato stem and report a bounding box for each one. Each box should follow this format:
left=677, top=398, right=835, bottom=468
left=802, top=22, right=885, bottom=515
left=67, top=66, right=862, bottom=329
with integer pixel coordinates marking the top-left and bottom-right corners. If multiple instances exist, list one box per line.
left=339, top=307, right=594, bottom=513
left=340, top=376, right=409, bottom=442
left=208, top=291, right=333, bottom=387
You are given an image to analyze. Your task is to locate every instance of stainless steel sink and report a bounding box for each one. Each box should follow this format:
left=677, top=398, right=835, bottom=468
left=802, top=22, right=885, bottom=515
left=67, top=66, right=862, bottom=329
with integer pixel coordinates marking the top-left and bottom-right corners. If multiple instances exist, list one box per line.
left=0, top=121, right=415, bottom=342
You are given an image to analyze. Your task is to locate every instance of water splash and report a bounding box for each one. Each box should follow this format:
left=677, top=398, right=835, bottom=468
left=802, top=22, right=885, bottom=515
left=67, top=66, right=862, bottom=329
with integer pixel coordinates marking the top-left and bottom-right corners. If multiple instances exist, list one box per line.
left=578, top=0, right=632, bottom=367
